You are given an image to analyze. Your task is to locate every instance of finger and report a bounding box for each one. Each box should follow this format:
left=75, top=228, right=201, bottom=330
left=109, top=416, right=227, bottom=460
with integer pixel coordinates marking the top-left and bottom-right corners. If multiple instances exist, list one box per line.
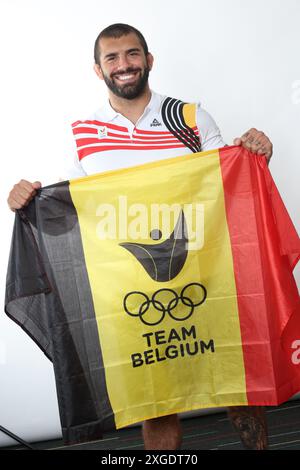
left=233, top=138, right=242, bottom=146
left=252, top=136, right=269, bottom=153
left=247, top=131, right=264, bottom=144
left=13, top=185, right=35, bottom=201
left=8, top=195, right=25, bottom=211
left=240, top=130, right=273, bottom=158
left=7, top=196, right=16, bottom=211
left=244, top=133, right=266, bottom=152
left=252, top=133, right=265, bottom=146
left=11, top=183, right=35, bottom=202
left=256, top=138, right=272, bottom=155
left=13, top=180, right=39, bottom=200
left=240, top=128, right=257, bottom=143
left=32, top=181, right=42, bottom=190
left=240, top=131, right=250, bottom=142
left=18, top=179, right=38, bottom=193
left=9, top=191, right=29, bottom=207
left=241, top=139, right=256, bottom=152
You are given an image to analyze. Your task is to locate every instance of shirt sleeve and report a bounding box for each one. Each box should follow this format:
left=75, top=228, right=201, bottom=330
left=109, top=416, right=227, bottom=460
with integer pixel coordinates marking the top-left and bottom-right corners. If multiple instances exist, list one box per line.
left=196, top=104, right=227, bottom=151
left=62, top=152, right=87, bottom=180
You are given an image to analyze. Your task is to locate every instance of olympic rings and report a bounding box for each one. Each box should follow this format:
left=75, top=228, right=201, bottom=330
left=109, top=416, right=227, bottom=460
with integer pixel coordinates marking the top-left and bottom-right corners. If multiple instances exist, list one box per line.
left=123, top=283, right=207, bottom=325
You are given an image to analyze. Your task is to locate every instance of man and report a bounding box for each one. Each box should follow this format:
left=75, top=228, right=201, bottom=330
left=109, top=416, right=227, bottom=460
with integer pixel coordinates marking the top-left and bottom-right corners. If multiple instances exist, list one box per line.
left=7, top=23, right=272, bottom=450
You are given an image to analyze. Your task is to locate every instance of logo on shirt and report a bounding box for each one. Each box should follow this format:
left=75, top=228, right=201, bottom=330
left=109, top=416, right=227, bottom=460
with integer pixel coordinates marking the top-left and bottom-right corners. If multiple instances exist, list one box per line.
left=98, top=126, right=108, bottom=139
left=150, top=118, right=162, bottom=127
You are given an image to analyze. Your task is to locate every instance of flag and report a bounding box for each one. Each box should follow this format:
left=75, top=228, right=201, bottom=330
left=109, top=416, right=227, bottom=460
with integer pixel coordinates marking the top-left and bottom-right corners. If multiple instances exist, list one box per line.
left=5, top=146, right=300, bottom=444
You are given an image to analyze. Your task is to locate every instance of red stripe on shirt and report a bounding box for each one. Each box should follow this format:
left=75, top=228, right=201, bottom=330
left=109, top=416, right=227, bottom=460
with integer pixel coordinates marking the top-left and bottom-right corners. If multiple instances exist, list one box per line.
left=78, top=144, right=186, bottom=160
left=132, top=132, right=199, bottom=141
left=133, top=128, right=173, bottom=136
left=76, top=137, right=183, bottom=148
left=133, top=126, right=198, bottom=136
left=73, top=130, right=199, bottom=143
left=72, top=120, right=129, bottom=133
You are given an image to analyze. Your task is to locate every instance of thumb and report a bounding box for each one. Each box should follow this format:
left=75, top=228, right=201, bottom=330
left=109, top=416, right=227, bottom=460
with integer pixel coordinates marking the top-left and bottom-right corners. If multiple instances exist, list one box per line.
left=32, top=181, right=42, bottom=190
left=233, top=138, right=242, bottom=146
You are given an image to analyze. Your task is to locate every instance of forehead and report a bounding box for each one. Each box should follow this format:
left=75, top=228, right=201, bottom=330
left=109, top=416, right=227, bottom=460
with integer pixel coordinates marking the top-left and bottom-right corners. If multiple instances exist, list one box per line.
left=99, top=33, right=143, bottom=56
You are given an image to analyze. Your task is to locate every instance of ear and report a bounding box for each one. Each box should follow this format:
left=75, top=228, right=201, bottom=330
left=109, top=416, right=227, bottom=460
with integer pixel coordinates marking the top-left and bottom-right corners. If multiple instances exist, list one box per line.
left=147, top=53, right=154, bottom=71
left=93, top=63, right=104, bottom=81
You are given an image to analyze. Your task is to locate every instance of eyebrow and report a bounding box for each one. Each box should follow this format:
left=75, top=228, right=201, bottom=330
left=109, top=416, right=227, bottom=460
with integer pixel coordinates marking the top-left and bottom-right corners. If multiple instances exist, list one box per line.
left=126, top=48, right=141, bottom=54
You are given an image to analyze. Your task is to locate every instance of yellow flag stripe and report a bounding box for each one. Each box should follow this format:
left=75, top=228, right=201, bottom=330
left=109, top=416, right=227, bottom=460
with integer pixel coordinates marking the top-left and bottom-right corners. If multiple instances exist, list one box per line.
left=69, top=149, right=248, bottom=429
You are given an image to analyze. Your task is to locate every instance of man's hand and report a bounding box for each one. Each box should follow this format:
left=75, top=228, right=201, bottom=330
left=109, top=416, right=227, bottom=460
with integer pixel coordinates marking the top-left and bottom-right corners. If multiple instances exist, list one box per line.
left=233, top=128, right=273, bottom=162
left=7, top=180, right=42, bottom=212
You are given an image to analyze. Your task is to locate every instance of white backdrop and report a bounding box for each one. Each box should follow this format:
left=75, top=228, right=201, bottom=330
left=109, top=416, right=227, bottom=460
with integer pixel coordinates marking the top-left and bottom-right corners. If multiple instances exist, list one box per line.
left=0, top=0, right=299, bottom=447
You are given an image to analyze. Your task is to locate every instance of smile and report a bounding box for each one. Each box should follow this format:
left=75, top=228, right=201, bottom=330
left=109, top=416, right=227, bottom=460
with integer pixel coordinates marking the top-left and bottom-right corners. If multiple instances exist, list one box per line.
left=114, top=72, right=139, bottom=83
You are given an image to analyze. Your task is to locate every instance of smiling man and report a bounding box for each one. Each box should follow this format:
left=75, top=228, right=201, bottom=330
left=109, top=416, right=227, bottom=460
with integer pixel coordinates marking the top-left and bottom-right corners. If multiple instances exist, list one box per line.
left=96, top=36, right=151, bottom=100
left=7, top=23, right=272, bottom=450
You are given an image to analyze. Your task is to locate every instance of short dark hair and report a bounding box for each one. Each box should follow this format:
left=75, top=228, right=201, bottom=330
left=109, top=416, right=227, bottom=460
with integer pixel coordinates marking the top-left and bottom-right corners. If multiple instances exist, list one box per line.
left=94, top=23, right=149, bottom=65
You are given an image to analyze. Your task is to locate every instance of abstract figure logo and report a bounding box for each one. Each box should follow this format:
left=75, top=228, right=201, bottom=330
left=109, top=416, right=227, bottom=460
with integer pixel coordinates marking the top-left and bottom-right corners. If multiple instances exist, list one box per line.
left=119, top=210, right=188, bottom=281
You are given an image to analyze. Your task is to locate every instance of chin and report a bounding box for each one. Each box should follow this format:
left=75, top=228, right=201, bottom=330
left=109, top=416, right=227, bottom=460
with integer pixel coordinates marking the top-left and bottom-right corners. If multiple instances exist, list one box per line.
left=117, top=86, right=143, bottom=100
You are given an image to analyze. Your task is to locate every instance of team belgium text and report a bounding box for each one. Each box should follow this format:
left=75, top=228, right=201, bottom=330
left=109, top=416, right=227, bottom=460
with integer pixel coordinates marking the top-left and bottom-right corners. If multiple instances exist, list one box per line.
left=131, top=325, right=215, bottom=367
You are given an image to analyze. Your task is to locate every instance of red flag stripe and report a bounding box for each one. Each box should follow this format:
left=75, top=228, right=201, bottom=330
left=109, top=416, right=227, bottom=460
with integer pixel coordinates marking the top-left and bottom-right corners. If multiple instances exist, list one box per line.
left=219, top=146, right=300, bottom=405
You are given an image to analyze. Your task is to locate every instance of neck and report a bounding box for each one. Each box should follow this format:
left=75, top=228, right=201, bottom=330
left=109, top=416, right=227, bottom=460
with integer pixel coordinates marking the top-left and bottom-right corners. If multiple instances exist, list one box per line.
left=108, top=85, right=152, bottom=125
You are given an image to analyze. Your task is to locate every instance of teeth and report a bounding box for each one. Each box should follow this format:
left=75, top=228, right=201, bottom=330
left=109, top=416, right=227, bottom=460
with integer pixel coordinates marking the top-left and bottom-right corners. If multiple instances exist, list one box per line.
left=116, top=74, right=135, bottom=81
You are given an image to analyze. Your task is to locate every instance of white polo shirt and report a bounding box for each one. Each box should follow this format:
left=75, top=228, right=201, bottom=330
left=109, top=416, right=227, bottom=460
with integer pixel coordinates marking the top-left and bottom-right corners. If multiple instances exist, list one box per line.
left=65, top=91, right=226, bottom=179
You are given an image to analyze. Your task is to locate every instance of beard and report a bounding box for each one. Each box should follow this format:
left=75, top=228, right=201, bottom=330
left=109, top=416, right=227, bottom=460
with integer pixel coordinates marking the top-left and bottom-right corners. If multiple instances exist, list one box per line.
left=101, top=66, right=150, bottom=100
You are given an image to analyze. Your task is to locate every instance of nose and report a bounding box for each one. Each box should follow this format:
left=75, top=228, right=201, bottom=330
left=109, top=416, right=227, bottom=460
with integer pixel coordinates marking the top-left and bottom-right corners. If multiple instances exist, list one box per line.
left=115, top=53, right=131, bottom=72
